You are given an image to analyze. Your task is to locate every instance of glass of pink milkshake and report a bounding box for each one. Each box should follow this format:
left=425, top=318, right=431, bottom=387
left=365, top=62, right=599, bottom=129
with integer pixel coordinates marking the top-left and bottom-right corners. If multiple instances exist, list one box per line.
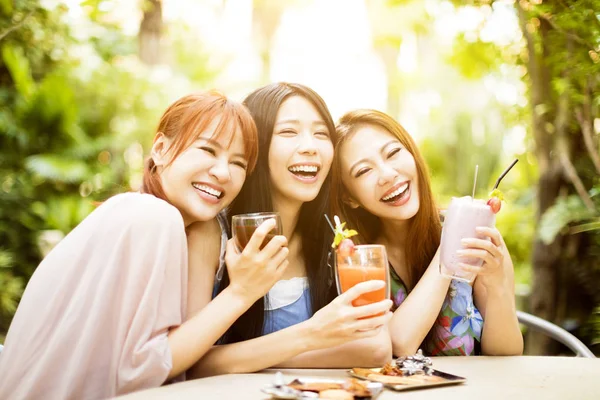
left=439, top=196, right=496, bottom=282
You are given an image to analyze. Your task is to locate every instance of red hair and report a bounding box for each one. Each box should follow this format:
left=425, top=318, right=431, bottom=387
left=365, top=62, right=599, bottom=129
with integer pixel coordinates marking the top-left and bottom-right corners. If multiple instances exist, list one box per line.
left=141, top=91, right=258, bottom=202
left=331, top=110, right=441, bottom=289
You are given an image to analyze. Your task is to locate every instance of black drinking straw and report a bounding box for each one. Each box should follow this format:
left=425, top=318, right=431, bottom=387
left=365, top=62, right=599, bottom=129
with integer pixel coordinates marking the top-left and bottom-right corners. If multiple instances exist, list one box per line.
left=323, top=214, right=336, bottom=235
left=493, top=158, right=519, bottom=190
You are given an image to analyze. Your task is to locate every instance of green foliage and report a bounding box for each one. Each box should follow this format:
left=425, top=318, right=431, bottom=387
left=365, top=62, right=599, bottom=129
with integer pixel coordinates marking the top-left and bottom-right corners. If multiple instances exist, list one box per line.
left=0, top=0, right=207, bottom=335
left=448, top=35, right=503, bottom=80
left=539, top=192, right=599, bottom=245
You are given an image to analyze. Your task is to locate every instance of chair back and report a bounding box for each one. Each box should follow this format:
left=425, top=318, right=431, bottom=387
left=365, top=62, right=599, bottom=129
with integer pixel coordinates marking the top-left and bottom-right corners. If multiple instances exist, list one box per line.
left=517, top=311, right=595, bottom=358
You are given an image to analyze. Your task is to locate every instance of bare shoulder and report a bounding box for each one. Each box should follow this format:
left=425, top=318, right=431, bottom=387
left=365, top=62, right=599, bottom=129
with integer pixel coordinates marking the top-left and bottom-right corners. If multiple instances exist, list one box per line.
left=187, top=218, right=221, bottom=242
left=187, top=218, right=222, bottom=262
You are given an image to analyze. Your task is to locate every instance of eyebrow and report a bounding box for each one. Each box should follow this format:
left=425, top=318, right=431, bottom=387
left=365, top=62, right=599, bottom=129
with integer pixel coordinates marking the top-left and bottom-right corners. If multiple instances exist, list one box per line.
left=197, top=137, right=247, bottom=160
left=275, top=119, right=327, bottom=127
left=348, top=139, right=399, bottom=176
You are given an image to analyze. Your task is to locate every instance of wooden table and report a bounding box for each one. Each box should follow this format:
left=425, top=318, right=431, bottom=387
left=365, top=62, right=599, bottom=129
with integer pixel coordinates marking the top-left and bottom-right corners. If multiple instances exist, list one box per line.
left=118, top=356, right=600, bottom=399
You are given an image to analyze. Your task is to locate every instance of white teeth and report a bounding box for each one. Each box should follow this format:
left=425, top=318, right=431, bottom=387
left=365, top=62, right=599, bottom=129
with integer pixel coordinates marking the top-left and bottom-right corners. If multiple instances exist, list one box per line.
left=192, top=183, right=222, bottom=198
left=382, top=183, right=409, bottom=201
left=289, top=165, right=318, bottom=173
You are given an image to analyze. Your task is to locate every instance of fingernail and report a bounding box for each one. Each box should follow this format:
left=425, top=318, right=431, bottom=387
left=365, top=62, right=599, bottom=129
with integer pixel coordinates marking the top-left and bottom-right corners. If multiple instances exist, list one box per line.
left=457, top=250, right=467, bottom=255
left=461, top=239, right=471, bottom=245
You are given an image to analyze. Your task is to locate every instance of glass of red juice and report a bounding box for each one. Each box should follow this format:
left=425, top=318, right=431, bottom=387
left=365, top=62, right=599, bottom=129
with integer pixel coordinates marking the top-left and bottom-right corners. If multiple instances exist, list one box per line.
left=334, top=245, right=390, bottom=316
left=231, top=212, right=283, bottom=252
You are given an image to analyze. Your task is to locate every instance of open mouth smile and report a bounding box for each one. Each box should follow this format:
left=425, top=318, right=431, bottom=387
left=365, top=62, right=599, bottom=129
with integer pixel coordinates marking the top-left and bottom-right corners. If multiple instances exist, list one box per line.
left=380, top=181, right=411, bottom=205
left=288, top=163, right=321, bottom=182
left=192, top=182, right=225, bottom=203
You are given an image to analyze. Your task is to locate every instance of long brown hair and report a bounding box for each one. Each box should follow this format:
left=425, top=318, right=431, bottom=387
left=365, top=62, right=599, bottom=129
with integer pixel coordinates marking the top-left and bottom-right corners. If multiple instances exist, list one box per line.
left=141, top=91, right=259, bottom=201
left=331, top=109, right=441, bottom=289
left=218, top=83, right=337, bottom=343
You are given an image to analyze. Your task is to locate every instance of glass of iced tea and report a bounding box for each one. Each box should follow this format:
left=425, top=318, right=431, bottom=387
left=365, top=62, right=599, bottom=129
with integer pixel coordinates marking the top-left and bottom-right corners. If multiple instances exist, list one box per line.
left=231, top=212, right=283, bottom=252
left=334, top=245, right=390, bottom=312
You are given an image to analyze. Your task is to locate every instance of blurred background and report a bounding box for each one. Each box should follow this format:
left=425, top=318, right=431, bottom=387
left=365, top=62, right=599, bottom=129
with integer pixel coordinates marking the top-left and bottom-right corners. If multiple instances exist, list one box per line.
left=0, top=0, right=598, bottom=355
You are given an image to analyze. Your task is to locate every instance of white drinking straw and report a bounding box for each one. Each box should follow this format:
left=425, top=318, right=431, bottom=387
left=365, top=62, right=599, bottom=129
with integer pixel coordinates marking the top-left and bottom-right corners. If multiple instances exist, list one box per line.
left=472, top=165, right=479, bottom=199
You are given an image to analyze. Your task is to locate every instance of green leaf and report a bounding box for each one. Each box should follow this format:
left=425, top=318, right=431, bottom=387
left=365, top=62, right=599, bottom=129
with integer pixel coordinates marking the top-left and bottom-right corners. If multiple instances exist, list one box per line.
left=25, top=154, right=92, bottom=184
left=539, top=195, right=597, bottom=244
left=1, top=44, right=35, bottom=99
left=569, top=220, right=600, bottom=235
left=0, top=249, right=14, bottom=268
left=0, top=0, right=13, bottom=15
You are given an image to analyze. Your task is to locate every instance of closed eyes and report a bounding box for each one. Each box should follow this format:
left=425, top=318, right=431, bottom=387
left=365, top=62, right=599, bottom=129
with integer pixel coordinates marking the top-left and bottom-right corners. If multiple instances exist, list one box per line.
left=231, top=160, right=247, bottom=170
left=387, top=147, right=402, bottom=158
left=355, top=167, right=371, bottom=178
left=200, top=146, right=247, bottom=170
left=199, top=146, right=216, bottom=156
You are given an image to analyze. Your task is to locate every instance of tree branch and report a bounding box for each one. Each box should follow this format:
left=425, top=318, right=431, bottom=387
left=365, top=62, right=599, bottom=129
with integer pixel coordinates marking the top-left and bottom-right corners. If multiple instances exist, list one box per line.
left=554, top=87, right=595, bottom=212
left=536, top=13, right=597, bottom=52
left=559, top=147, right=596, bottom=212
left=0, top=10, right=34, bottom=42
left=575, top=107, right=600, bottom=175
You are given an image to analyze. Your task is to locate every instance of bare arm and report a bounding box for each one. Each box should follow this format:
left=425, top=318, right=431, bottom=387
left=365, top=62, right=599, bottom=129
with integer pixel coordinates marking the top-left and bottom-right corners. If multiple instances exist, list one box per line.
left=186, top=219, right=221, bottom=319
left=188, top=281, right=393, bottom=378
left=275, top=326, right=392, bottom=368
left=168, top=219, right=290, bottom=379
left=389, top=248, right=452, bottom=356
left=461, top=228, right=524, bottom=355
left=167, top=287, right=255, bottom=379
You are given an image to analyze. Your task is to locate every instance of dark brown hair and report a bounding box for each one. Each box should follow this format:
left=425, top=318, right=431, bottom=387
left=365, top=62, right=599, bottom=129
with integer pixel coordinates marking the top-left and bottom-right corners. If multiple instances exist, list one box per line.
left=141, top=91, right=258, bottom=201
left=331, top=109, right=441, bottom=289
left=218, top=83, right=337, bottom=343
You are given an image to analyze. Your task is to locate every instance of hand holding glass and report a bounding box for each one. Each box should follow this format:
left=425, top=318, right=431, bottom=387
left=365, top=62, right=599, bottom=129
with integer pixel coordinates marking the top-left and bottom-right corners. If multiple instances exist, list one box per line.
left=439, top=196, right=496, bottom=282
left=232, top=212, right=283, bottom=252
left=334, top=245, right=390, bottom=316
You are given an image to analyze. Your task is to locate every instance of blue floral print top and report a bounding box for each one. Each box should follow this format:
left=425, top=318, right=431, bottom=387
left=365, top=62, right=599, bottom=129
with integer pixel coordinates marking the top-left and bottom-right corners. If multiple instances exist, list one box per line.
left=390, top=266, right=483, bottom=356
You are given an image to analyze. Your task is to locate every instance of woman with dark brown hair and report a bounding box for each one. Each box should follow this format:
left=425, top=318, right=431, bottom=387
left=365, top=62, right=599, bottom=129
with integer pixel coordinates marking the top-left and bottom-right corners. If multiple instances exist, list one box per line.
left=0, top=91, right=289, bottom=399
left=331, top=109, right=523, bottom=357
left=188, top=83, right=393, bottom=377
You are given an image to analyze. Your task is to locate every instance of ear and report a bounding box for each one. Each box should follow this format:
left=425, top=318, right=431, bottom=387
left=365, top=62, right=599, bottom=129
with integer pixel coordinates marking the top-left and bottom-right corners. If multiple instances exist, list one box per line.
left=343, top=194, right=360, bottom=209
left=151, top=132, right=170, bottom=167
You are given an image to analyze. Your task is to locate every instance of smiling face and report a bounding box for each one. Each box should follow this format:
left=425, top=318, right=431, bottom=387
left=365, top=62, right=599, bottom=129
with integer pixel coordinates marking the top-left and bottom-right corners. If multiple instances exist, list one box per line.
left=268, top=95, right=334, bottom=206
left=340, top=123, right=420, bottom=222
left=154, top=117, right=248, bottom=226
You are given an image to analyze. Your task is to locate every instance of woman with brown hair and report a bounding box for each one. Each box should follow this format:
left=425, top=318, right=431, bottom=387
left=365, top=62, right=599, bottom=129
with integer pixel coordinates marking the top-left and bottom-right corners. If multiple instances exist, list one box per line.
left=0, top=91, right=289, bottom=399
left=331, top=109, right=523, bottom=357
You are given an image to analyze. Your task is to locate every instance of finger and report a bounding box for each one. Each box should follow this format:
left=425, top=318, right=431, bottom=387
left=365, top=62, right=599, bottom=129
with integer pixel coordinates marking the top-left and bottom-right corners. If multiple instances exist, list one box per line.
left=475, top=227, right=502, bottom=247
left=353, top=311, right=392, bottom=330
left=457, top=249, right=495, bottom=266
left=265, top=245, right=289, bottom=270
left=340, top=280, right=386, bottom=304
left=458, top=262, right=484, bottom=275
left=353, top=326, right=386, bottom=339
left=243, top=218, right=277, bottom=254
left=226, top=238, right=241, bottom=255
left=461, top=238, right=502, bottom=259
left=260, top=235, right=288, bottom=258
left=351, top=299, right=393, bottom=319
left=273, top=259, right=289, bottom=280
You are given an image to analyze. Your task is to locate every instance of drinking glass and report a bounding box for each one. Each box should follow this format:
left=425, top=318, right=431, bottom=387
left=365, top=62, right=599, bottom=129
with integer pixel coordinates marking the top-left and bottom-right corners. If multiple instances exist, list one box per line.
left=334, top=245, right=390, bottom=312
left=439, top=196, right=496, bottom=282
left=231, top=212, right=283, bottom=252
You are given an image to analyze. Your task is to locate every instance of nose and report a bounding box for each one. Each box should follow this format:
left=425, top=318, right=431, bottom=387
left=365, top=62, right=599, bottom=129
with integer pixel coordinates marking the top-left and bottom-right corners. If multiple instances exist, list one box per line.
left=377, top=162, right=397, bottom=186
left=297, top=131, right=317, bottom=155
left=209, top=157, right=231, bottom=183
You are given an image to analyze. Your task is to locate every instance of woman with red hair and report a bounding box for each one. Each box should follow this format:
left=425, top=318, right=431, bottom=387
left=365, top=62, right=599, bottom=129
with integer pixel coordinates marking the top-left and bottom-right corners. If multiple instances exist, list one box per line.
left=330, top=109, right=523, bottom=357
left=0, top=91, right=289, bottom=399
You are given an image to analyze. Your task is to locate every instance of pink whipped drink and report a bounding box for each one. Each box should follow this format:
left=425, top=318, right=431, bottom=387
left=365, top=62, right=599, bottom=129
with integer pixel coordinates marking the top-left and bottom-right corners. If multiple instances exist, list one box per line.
left=440, top=196, right=496, bottom=282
